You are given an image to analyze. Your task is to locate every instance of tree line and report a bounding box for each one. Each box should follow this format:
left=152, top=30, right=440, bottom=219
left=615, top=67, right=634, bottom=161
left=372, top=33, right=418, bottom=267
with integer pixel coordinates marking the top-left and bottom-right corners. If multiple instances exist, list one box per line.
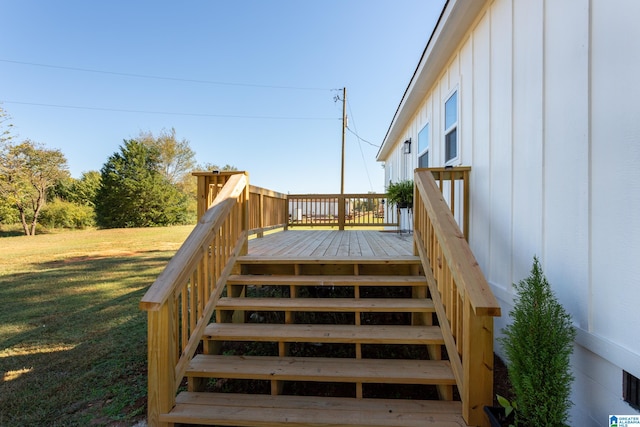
left=0, top=107, right=235, bottom=236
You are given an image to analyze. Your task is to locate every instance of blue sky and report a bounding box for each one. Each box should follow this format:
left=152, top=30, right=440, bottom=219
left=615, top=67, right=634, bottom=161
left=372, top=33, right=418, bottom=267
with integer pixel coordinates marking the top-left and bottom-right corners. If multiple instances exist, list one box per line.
left=0, top=1, right=444, bottom=194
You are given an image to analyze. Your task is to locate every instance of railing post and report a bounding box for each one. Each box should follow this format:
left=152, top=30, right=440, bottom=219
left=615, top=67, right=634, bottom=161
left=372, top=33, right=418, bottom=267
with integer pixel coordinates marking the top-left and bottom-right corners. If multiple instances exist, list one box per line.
left=196, top=174, right=208, bottom=221
left=147, top=303, right=176, bottom=427
left=462, top=297, right=494, bottom=427
left=257, top=192, right=265, bottom=238
left=284, top=195, right=290, bottom=230
left=338, top=195, right=346, bottom=230
left=463, top=169, right=470, bottom=240
left=241, top=172, right=250, bottom=255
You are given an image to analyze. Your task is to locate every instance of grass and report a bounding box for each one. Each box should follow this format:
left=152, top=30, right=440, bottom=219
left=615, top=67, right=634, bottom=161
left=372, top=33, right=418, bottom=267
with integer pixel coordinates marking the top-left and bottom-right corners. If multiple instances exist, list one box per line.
left=0, top=225, right=192, bottom=426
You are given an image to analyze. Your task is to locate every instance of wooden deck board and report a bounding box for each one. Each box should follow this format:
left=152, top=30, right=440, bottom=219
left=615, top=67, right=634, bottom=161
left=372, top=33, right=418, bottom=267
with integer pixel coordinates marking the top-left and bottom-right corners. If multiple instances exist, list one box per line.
left=249, top=230, right=413, bottom=258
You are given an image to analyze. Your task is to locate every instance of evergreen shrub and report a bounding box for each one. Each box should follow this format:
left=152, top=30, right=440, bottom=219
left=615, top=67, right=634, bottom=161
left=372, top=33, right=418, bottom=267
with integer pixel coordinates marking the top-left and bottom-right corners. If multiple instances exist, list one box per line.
left=499, top=256, right=576, bottom=427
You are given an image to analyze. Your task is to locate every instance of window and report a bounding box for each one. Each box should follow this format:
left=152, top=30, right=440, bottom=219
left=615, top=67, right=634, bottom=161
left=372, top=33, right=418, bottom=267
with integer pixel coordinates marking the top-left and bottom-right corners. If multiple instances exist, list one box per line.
left=418, top=123, right=430, bottom=168
left=444, top=90, right=458, bottom=164
left=624, top=370, right=640, bottom=410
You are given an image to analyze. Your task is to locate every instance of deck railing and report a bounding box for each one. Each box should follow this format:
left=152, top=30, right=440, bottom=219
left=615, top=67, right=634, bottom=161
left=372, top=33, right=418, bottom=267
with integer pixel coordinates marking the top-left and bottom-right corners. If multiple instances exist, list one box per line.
left=193, top=172, right=288, bottom=237
left=249, top=185, right=288, bottom=236
left=421, top=166, right=471, bottom=239
left=140, top=172, right=250, bottom=427
left=193, top=173, right=395, bottom=232
left=287, top=193, right=398, bottom=229
left=413, top=167, right=501, bottom=427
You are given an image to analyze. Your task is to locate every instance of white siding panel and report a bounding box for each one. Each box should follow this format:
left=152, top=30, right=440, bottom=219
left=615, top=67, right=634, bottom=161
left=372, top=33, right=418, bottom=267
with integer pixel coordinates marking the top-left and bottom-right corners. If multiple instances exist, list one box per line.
left=488, top=0, right=513, bottom=288
left=430, top=94, right=441, bottom=168
left=469, top=11, right=492, bottom=275
left=447, top=54, right=460, bottom=94
left=543, top=0, right=590, bottom=328
left=460, top=36, right=473, bottom=166
left=511, top=0, right=544, bottom=281
left=590, top=0, right=640, bottom=354
left=382, top=0, right=640, bottom=423
left=571, top=346, right=634, bottom=426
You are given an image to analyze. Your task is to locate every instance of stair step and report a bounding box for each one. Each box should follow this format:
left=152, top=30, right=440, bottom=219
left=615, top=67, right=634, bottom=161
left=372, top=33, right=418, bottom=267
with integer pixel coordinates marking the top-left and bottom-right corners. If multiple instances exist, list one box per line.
left=227, top=274, right=427, bottom=287
left=236, top=257, right=423, bottom=276
left=187, top=354, right=455, bottom=385
left=205, top=323, right=444, bottom=345
left=161, top=392, right=467, bottom=426
left=236, top=255, right=422, bottom=265
left=216, top=297, right=435, bottom=312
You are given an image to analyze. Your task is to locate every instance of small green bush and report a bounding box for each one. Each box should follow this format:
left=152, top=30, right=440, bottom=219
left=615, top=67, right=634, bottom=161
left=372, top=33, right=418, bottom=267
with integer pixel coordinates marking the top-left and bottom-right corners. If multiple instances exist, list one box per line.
left=499, top=256, right=576, bottom=427
left=0, top=202, right=19, bottom=225
left=39, top=199, right=96, bottom=229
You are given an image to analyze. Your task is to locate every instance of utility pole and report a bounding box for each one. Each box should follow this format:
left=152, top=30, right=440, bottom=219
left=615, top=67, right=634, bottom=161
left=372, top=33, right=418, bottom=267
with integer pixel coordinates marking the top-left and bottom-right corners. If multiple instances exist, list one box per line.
left=340, top=87, right=346, bottom=195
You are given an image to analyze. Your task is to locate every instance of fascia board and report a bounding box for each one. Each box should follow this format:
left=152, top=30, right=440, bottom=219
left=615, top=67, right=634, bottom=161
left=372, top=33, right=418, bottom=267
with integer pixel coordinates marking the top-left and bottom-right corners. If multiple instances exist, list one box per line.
left=377, top=0, right=488, bottom=162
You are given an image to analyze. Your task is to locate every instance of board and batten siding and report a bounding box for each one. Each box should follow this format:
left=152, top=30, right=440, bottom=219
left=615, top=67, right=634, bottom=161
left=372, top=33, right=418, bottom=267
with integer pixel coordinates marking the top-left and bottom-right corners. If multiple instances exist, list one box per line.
left=380, top=0, right=640, bottom=424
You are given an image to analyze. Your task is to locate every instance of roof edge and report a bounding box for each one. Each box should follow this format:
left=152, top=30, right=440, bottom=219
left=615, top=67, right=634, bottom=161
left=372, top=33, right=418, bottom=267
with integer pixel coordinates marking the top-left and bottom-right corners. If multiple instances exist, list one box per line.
left=376, top=0, right=489, bottom=161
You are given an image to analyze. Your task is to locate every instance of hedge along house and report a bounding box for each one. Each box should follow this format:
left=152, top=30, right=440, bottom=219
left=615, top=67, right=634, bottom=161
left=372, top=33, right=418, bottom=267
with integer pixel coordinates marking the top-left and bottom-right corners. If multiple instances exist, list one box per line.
left=377, top=0, right=640, bottom=425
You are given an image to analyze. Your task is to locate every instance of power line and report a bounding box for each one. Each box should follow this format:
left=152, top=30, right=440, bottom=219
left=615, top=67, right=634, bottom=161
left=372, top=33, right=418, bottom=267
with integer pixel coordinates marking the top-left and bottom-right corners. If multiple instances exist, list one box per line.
left=0, top=59, right=334, bottom=91
left=346, top=127, right=380, bottom=148
left=1, top=100, right=340, bottom=121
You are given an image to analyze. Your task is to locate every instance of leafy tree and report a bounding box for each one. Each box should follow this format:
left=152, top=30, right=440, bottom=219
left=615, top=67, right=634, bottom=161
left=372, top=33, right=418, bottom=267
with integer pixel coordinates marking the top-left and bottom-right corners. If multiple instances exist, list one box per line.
left=0, top=140, right=69, bottom=235
left=137, top=128, right=196, bottom=189
left=198, top=162, right=237, bottom=173
left=51, top=170, right=101, bottom=207
left=0, top=108, right=19, bottom=225
left=95, top=139, right=189, bottom=228
left=39, top=199, right=95, bottom=229
left=0, top=199, right=19, bottom=225
left=0, top=105, right=14, bottom=146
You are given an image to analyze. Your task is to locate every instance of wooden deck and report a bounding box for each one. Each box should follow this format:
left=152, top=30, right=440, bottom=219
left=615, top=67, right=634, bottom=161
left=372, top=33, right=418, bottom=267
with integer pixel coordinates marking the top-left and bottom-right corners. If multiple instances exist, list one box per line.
left=248, top=230, right=414, bottom=257
left=143, top=171, right=499, bottom=427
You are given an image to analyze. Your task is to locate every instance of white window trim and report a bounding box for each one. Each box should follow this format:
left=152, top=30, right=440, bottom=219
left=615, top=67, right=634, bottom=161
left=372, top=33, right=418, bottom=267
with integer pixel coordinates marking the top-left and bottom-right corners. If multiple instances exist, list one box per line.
left=443, top=88, right=459, bottom=166
left=418, top=122, right=430, bottom=168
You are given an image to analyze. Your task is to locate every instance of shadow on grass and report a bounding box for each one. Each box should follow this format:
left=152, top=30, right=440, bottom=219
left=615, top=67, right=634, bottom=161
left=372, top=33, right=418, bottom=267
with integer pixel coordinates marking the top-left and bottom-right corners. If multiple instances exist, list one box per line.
left=0, top=225, right=60, bottom=237
left=0, top=249, right=176, bottom=426
left=0, top=228, right=27, bottom=237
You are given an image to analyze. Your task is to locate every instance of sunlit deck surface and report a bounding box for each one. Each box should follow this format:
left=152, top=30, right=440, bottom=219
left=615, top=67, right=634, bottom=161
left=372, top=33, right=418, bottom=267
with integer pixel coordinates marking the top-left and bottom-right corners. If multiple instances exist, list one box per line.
left=247, top=230, right=414, bottom=258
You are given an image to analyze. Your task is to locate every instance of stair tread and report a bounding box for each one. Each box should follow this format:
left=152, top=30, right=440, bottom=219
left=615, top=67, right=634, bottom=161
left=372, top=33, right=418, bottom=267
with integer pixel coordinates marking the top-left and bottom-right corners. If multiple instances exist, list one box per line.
left=205, top=323, right=444, bottom=344
left=217, top=297, right=435, bottom=312
left=228, top=274, right=427, bottom=286
left=161, top=392, right=467, bottom=426
left=187, top=354, right=455, bottom=385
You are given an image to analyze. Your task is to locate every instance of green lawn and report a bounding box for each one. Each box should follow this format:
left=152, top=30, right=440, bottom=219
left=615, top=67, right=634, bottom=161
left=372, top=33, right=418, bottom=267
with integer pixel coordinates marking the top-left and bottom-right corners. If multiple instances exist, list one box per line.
left=0, top=226, right=192, bottom=426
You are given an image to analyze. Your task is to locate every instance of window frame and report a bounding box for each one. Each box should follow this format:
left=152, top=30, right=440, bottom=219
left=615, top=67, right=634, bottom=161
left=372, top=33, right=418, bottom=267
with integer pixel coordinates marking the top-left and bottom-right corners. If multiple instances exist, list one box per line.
left=418, top=122, right=430, bottom=168
left=444, top=89, right=459, bottom=165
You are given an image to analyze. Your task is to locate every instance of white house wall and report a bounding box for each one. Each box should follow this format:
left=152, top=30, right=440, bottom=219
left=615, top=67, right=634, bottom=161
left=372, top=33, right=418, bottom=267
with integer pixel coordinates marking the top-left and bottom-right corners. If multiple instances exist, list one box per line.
left=381, top=0, right=640, bottom=424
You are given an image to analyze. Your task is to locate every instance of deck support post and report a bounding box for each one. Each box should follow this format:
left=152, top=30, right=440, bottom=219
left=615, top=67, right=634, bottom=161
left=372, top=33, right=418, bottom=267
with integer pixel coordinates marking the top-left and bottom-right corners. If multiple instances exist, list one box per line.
left=147, top=304, right=177, bottom=427
left=462, top=297, right=494, bottom=427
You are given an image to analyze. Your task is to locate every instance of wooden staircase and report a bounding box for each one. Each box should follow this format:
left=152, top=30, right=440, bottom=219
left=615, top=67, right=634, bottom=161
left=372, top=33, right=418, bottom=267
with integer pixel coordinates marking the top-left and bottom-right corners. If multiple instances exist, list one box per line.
left=160, top=256, right=469, bottom=426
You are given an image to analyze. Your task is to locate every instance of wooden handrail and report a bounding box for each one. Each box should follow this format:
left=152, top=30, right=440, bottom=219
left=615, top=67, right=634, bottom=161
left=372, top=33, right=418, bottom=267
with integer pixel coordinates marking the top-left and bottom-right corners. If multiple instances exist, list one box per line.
left=140, top=172, right=250, bottom=426
left=416, top=167, right=470, bottom=239
left=413, top=167, right=500, bottom=427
